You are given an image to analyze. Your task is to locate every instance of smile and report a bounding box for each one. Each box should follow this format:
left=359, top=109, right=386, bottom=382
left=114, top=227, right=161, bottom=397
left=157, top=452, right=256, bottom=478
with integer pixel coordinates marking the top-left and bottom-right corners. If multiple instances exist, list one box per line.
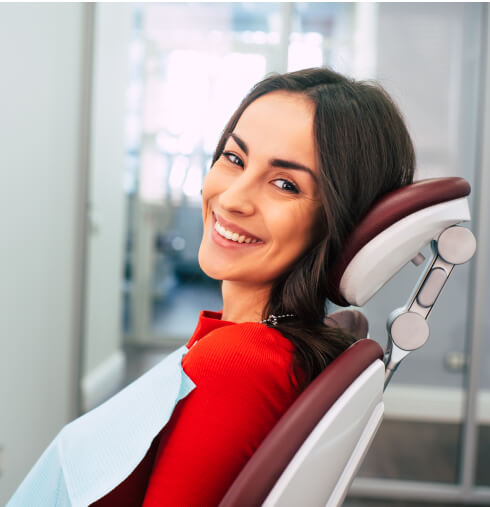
left=214, top=220, right=258, bottom=243
left=211, top=212, right=264, bottom=248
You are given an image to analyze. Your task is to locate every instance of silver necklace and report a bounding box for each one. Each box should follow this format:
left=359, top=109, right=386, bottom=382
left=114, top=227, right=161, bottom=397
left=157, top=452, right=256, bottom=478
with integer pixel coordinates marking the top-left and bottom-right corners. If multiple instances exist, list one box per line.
left=259, top=313, right=297, bottom=327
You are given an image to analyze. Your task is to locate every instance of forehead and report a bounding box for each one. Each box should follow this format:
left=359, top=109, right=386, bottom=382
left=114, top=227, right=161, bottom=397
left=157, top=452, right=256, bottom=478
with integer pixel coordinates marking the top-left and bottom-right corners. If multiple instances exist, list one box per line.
left=233, top=91, right=317, bottom=169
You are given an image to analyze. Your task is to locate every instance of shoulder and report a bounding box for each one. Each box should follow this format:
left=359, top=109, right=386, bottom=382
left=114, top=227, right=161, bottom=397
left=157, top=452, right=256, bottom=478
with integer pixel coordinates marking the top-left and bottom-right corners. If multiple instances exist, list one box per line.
left=182, top=322, right=295, bottom=382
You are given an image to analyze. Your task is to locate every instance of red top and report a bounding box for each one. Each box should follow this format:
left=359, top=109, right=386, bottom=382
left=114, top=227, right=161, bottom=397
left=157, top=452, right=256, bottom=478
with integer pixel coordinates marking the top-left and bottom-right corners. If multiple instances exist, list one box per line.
left=91, top=310, right=299, bottom=506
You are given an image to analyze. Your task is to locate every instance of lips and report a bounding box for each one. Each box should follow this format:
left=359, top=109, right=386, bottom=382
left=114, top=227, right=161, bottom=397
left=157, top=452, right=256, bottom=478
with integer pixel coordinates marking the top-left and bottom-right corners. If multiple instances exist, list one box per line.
left=212, top=212, right=263, bottom=242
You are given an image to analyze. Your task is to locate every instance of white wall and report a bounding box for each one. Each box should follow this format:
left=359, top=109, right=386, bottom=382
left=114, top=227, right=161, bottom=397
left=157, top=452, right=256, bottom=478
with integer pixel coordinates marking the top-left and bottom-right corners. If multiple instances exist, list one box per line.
left=81, top=4, right=131, bottom=413
left=0, top=4, right=91, bottom=502
left=364, top=2, right=482, bottom=390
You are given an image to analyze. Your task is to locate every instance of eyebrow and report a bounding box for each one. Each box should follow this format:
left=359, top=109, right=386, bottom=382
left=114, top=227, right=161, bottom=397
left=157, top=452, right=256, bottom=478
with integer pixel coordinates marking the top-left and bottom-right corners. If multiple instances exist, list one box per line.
left=227, top=132, right=317, bottom=182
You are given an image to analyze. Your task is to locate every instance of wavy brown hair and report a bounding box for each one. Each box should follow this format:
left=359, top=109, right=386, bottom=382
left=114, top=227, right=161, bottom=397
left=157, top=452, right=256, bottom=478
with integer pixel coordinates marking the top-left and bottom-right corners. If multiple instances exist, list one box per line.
left=211, top=67, right=415, bottom=389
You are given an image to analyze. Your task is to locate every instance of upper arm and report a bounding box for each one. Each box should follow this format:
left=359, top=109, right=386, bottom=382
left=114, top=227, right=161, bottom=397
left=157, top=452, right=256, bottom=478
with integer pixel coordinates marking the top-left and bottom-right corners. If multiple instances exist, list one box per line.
left=142, top=325, right=297, bottom=507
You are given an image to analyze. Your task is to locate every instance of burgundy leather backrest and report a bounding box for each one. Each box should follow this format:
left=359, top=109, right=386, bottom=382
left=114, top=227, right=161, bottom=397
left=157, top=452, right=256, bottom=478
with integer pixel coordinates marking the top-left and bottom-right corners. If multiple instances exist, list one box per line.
left=218, top=339, right=383, bottom=507
left=328, top=177, right=471, bottom=306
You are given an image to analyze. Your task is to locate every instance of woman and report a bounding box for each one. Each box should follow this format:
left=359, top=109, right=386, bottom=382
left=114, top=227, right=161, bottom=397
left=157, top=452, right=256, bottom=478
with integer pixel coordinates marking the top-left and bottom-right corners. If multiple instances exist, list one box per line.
left=8, top=67, right=414, bottom=507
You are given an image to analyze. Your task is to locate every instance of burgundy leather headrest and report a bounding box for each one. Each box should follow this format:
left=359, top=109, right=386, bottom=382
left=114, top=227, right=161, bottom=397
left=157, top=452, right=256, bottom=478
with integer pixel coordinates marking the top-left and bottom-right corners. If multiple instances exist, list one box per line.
left=328, top=177, right=471, bottom=306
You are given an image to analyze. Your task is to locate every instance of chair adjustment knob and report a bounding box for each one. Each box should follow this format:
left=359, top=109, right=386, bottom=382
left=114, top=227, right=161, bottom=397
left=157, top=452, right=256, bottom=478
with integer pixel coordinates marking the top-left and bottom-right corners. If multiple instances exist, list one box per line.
left=389, top=311, right=429, bottom=351
left=437, top=226, right=476, bottom=265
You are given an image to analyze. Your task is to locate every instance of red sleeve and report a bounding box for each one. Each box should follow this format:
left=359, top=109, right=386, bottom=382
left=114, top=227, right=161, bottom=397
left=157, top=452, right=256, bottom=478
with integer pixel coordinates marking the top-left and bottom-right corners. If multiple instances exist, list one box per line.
left=142, top=323, right=298, bottom=507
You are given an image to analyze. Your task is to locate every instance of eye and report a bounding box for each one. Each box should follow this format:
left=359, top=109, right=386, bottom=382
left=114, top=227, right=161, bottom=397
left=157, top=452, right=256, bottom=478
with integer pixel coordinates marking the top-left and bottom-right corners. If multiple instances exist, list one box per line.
left=222, top=152, right=244, bottom=167
left=272, top=178, right=299, bottom=194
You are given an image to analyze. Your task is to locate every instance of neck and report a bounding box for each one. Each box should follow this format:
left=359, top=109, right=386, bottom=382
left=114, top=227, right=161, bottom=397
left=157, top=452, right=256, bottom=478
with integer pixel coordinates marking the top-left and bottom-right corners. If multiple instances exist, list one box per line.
left=221, top=280, right=271, bottom=323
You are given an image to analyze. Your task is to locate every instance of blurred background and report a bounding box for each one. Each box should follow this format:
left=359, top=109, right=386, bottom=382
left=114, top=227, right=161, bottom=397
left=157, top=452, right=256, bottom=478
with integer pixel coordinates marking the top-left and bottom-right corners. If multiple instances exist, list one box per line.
left=1, top=2, right=489, bottom=505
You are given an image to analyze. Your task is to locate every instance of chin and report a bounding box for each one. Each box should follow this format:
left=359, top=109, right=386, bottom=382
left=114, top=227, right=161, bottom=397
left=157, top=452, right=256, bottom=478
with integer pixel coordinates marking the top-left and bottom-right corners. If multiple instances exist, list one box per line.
left=198, top=244, right=222, bottom=281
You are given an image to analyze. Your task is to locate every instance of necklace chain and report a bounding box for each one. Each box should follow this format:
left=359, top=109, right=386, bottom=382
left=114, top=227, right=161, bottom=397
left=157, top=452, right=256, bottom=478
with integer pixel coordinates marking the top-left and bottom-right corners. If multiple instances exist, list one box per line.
left=259, top=313, right=297, bottom=327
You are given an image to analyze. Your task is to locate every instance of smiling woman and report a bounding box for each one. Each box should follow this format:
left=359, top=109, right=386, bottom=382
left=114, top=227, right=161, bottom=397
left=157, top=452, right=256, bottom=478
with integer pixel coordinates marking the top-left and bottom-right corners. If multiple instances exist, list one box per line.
left=7, top=67, right=415, bottom=507
left=140, top=68, right=415, bottom=506
left=201, top=68, right=415, bottom=387
left=199, top=91, right=321, bottom=313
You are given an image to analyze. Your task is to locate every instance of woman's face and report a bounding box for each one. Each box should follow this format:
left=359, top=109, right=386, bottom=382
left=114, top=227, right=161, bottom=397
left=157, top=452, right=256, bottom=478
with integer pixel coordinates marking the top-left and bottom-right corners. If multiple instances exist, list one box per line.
left=198, top=91, right=321, bottom=287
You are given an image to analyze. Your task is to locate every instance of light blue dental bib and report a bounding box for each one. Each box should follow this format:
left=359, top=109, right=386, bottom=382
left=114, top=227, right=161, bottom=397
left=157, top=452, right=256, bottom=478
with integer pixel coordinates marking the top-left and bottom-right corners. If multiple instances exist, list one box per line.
left=7, top=345, right=195, bottom=507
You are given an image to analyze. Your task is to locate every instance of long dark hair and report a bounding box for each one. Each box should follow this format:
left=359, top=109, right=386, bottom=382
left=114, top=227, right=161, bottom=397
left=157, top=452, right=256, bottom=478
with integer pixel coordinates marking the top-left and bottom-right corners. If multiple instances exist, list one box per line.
left=212, top=67, right=415, bottom=389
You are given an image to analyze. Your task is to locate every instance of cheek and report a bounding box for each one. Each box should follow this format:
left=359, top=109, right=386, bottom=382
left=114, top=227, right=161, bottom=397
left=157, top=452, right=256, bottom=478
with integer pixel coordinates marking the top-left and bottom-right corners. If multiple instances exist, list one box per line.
left=269, top=204, right=318, bottom=251
left=201, top=164, right=231, bottom=210
left=201, top=168, right=221, bottom=222
left=201, top=173, right=211, bottom=223
left=260, top=215, right=317, bottom=284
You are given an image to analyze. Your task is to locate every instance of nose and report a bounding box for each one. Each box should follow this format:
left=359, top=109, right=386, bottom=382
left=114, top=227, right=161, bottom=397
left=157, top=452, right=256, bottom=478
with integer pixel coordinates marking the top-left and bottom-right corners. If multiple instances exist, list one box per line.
left=217, top=171, right=257, bottom=216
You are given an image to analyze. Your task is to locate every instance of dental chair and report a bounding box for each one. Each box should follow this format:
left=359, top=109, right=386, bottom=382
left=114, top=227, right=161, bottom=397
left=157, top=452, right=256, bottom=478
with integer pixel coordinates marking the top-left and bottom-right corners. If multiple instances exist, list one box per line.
left=219, top=177, right=476, bottom=507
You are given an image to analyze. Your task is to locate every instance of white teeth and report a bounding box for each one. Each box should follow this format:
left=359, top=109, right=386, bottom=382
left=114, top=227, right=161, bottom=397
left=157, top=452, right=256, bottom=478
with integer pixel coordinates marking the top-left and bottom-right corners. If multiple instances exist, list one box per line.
left=214, top=220, right=257, bottom=244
